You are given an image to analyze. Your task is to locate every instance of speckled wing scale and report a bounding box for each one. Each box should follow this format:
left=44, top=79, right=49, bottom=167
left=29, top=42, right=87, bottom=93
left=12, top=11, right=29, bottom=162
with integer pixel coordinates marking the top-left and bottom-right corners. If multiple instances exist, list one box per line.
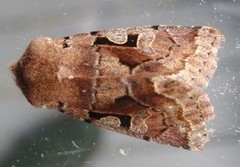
left=11, top=25, right=223, bottom=151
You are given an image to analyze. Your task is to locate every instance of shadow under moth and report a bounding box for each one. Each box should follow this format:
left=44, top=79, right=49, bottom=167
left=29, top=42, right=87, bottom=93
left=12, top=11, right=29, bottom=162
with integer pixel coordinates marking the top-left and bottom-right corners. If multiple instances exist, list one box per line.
left=11, top=25, right=223, bottom=151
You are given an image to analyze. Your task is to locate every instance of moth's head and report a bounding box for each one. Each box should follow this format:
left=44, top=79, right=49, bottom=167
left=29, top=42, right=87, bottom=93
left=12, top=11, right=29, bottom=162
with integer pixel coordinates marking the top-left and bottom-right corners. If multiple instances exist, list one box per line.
left=10, top=37, right=73, bottom=109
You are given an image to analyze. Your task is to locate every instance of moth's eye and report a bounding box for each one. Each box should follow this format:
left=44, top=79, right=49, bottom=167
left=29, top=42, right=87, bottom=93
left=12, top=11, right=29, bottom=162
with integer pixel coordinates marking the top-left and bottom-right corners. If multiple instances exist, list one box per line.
left=93, top=34, right=139, bottom=47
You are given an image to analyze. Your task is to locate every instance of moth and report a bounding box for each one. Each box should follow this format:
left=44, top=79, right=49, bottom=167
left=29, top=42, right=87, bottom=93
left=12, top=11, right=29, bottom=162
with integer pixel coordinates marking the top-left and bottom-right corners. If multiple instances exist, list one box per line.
left=11, top=25, right=223, bottom=151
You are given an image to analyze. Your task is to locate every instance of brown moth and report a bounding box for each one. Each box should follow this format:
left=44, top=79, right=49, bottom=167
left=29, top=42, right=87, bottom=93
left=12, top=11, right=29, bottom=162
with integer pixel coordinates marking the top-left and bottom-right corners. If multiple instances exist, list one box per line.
left=11, top=25, right=223, bottom=151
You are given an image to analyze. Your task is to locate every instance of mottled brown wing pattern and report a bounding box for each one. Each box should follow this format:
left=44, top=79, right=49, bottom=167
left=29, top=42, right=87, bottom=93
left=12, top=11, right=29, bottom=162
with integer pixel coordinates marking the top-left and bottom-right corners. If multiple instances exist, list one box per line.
left=11, top=25, right=223, bottom=151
